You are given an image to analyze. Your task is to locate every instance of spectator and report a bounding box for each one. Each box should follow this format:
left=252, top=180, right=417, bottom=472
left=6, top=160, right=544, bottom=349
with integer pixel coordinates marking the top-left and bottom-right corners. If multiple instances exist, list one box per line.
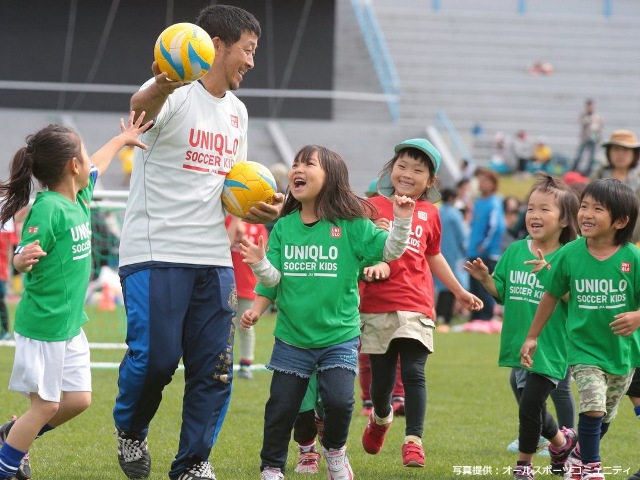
left=512, top=130, right=532, bottom=176
left=501, top=196, right=522, bottom=252
left=0, top=219, right=17, bottom=340
left=571, top=99, right=603, bottom=176
left=464, top=168, right=505, bottom=333
left=590, top=129, right=640, bottom=243
left=531, top=137, right=553, bottom=173
left=434, top=188, right=469, bottom=332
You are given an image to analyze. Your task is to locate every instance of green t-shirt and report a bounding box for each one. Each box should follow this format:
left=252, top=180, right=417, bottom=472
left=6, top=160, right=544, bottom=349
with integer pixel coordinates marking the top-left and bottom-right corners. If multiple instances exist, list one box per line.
left=492, top=239, right=568, bottom=380
left=545, top=237, right=640, bottom=375
left=15, top=175, right=96, bottom=341
left=255, top=213, right=389, bottom=348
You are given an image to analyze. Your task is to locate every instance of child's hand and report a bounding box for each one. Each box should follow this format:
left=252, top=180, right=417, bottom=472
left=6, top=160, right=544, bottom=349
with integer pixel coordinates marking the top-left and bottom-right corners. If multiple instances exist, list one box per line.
left=15, top=240, right=46, bottom=273
left=519, top=339, right=537, bottom=368
left=524, top=249, right=548, bottom=274
left=240, top=310, right=260, bottom=329
left=463, top=258, right=490, bottom=281
left=456, top=290, right=484, bottom=311
left=610, top=311, right=640, bottom=337
left=391, top=195, right=416, bottom=219
left=372, top=218, right=390, bottom=231
left=239, top=235, right=266, bottom=265
left=362, top=262, right=390, bottom=282
left=119, top=111, right=153, bottom=149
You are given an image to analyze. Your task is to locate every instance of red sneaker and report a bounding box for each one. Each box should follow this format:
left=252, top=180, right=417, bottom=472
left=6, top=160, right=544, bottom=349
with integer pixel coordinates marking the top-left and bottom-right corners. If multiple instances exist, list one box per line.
left=362, top=413, right=391, bottom=454
left=402, top=441, right=425, bottom=467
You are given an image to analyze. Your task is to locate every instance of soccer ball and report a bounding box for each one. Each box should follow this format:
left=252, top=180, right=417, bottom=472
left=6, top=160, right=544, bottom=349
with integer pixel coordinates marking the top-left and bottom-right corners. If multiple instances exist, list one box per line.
left=154, top=23, right=215, bottom=82
left=222, top=161, right=278, bottom=218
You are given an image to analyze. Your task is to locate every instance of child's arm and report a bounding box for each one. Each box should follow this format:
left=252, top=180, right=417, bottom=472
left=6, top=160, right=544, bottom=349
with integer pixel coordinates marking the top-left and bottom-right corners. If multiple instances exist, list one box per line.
left=91, top=111, right=153, bottom=177
left=610, top=311, right=640, bottom=337
left=362, top=262, right=390, bottom=282
left=463, top=257, right=498, bottom=298
left=520, top=291, right=560, bottom=367
left=13, top=240, right=46, bottom=273
left=383, top=195, right=415, bottom=261
left=430, top=253, right=483, bottom=311
left=240, top=235, right=281, bottom=287
left=240, top=295, right=272, bottom=329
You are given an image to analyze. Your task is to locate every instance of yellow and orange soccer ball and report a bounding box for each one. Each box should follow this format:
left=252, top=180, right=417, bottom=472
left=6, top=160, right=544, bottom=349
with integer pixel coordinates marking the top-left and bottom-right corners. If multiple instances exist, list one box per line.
left=222, top=162, right=277, bottom=218
left=154, top=23, right=215, bottom=82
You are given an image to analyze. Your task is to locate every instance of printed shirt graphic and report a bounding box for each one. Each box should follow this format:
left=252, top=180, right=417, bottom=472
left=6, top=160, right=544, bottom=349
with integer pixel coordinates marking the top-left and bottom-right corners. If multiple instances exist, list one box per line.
left=15, top=170, right=97, bottom=341
left=492, top=239, right=568, bottom=380
left=545, top=238, right=640, bottom=374
left=255, top=213, right=389, bottom=349
left=359, top=197, right=441, bottom=316
left=119, top=80, right=248, bottom=268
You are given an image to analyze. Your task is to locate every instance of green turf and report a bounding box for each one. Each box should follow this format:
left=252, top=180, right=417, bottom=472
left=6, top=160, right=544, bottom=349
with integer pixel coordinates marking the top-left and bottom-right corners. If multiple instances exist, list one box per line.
left=0, top=307, right=638, bottom=479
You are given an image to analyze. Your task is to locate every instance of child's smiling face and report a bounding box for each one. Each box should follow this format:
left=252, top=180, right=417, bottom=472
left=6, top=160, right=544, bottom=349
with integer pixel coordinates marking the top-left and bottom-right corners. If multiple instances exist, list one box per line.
left=389, top=153, right=434, bottom=199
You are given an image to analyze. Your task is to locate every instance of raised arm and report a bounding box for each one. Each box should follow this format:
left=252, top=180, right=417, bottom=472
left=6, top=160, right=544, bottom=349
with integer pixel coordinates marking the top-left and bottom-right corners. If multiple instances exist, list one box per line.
left=131, top=62, right=186, bottom=121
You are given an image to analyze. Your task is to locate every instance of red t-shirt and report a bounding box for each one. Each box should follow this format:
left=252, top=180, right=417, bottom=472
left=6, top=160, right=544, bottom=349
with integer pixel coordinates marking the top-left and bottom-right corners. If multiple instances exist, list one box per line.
left=359, top=196, right=440, bottom=316
left=225, top=216, right=268, bottom=300
left=0, top=227, right=17, bottom=282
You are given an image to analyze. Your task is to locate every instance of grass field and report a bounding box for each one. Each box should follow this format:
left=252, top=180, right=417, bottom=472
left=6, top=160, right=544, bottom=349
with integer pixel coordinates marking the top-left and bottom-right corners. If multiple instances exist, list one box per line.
left=1, top=306, right=639, bottom=479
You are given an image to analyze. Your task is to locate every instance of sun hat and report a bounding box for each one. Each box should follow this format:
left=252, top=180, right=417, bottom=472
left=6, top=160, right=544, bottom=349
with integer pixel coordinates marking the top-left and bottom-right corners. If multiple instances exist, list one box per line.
left=377, top=138, right=442, bottom=201
left=602, top=130, right=640, bottom=149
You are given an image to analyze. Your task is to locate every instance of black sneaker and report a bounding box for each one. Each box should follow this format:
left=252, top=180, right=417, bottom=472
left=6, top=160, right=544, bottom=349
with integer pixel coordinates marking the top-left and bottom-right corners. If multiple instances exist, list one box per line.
left=176, top=460, right=216, bottom=480
left=115, top=427, right=151, bottom=479
left=0, top=418, right=31, bottom=480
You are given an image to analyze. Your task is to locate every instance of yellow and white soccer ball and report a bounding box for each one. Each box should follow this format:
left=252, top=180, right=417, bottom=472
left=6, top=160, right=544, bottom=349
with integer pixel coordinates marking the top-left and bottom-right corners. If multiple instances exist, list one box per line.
left=154, top=22, right=215, bottom=82
left=222, top=161, right=278, bottom=218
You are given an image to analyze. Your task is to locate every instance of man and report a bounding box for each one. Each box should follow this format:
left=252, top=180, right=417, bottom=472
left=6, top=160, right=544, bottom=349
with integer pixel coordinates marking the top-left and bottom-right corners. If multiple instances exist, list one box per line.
left=571, top=98, right=603, bottom=176
left=114, top=5, right=282, bottom=480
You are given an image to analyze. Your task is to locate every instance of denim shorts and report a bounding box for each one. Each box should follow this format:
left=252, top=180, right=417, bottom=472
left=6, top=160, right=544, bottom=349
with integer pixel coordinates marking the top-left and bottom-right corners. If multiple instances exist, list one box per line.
left=267, top=337, right=359, bottom=378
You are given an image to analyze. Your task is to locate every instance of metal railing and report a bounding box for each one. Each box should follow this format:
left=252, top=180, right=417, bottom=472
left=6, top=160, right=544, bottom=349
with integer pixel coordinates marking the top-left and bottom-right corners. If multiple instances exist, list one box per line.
left=432, top=0, right=615, bottom=17
left=435, top=109, right=474, bottom=165
left=350, top=0, right=400, bottom=122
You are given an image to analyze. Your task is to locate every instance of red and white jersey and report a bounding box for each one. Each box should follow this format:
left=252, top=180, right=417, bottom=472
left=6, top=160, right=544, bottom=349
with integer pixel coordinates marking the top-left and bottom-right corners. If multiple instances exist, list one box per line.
left=119, top=80, right=248, bottom=267
left=359, top=196, right=441, bottom=316
left=225, top=216, right=268, bottom=300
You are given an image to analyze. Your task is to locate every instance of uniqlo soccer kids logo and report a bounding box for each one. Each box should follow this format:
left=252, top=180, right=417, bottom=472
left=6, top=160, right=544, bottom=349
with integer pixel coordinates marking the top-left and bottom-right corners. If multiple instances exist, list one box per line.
left=230, top=115, right=238, bottom=128
left=330, top=226, right=341, bottom=238
left=418, top=211, right=428, bottom=221
left=621, top=262, right=631, bottom=273
left=27, top=226, right=38, bottom=234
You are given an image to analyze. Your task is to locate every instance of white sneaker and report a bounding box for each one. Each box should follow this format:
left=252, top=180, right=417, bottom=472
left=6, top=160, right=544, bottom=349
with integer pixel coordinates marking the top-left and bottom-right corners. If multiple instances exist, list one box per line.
left=323, top=446, right=354, bottom=480
left=260, top=467, right=284, bottom=480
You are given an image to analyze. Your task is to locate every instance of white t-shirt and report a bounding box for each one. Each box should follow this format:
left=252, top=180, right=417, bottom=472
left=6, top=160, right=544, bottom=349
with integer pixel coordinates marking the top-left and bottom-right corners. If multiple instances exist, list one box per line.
left=119, top=80, right=248, bottom=267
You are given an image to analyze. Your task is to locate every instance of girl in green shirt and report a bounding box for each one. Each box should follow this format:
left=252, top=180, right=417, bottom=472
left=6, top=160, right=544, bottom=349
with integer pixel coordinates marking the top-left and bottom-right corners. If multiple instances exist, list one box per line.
left=0, top=112, right=150, bottom=480
left=466, top=174, right=580, bottom=479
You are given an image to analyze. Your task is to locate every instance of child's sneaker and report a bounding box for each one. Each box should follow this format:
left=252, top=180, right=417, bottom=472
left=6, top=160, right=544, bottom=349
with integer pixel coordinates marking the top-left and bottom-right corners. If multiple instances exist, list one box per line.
left=237, top=365, right=253, bottom=379
left=549, top=427, right=577, bottom=475
left=401, top=441, right=424, bottom=467
left=513, top=463, right=534, bottom=480
left=628, top=467, right=640, bottom=480
left=294, top=451, right=320, bottom=474
left=362, top=411, right=392, bottom=454
left=0, top=417, right=31, bottom=480
left=260, top=467, right=284, bottom=480
left=563, top=445, right=582, bottom=480
left=322, top=446, right=353, bottom=480
left=506, top=436, right=551, bottom=455
left=360, top=400, right=373, bottom=416
left=392, top=397, right=405, bottom=416
left=580, top=462, right=604, bottom=480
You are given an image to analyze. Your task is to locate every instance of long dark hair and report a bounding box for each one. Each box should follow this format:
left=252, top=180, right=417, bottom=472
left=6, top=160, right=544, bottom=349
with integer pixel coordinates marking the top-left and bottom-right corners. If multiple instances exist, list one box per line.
left=280, top=145, right=376, bottom=223
left=0, top=124, right=81, bottom=225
